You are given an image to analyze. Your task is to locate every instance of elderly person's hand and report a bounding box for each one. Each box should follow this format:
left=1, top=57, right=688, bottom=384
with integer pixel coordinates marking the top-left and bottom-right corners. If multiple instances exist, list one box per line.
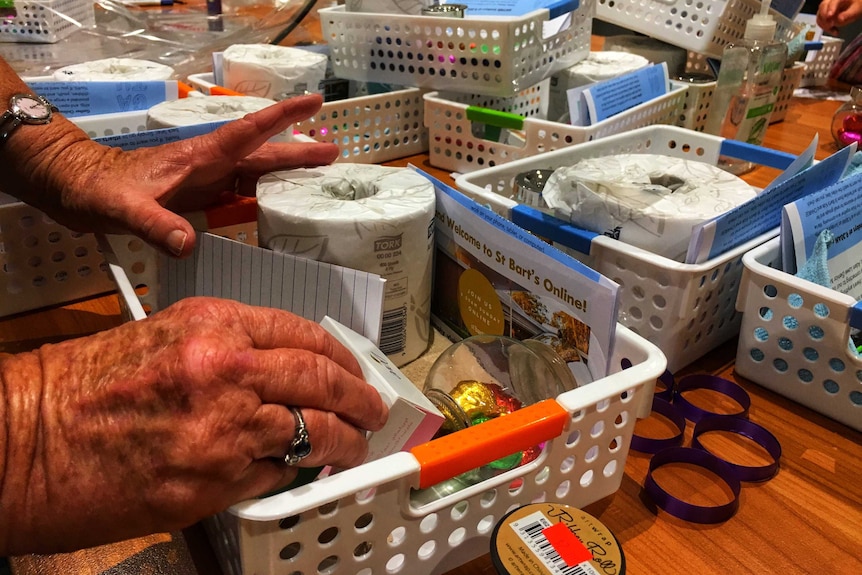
left=0, top=297, right=388, bottom=555
left=817, top=0, right=862, bottom=35
left=0, top=57, right=337, bottom=259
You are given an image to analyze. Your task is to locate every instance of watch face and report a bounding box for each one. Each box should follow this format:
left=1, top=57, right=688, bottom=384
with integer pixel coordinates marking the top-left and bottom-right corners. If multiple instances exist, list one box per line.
left=12, top=95, right=51, bottom=122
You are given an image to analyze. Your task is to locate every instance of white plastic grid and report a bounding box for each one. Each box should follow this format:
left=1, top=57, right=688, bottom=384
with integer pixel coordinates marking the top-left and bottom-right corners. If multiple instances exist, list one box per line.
left=70, top=110, right=150, bottom=139
left=203, top=324, right=665, bottom=575
left=186, top=72, right=429, bottom=165
left=0, top=0, right=95, bottom=43
left=596, top=0, right=795, bottom=60
left=673, top=77, right=715, bottom=132
left=0, top=200, right=114, bottom=317
left=771, top=62, right=806, bottom=124
left=800, top=36, right=844, bottom=87
left=424, top=81, right=688, bottom=173
left=318, top=0, right=595, bottom=98
left=455, top=125, right=780, bottom=372
left=735, top=236, right=862, bottom=432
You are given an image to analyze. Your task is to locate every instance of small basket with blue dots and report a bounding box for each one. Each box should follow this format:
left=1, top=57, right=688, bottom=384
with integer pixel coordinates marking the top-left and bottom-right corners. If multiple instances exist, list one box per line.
left=735, top=236, right=862, bottom=431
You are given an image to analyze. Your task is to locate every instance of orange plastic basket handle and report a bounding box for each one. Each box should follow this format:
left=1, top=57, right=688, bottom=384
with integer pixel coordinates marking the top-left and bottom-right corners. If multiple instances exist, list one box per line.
left=410, top=399, right=569, bottom=489
left=210, top=86, right=245, bottom=96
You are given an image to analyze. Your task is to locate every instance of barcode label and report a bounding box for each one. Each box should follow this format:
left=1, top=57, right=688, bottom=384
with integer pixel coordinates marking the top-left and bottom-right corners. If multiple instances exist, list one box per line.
left=510, top=512, right=600, bottom=575
left=379, top=306, right=407, bottom=355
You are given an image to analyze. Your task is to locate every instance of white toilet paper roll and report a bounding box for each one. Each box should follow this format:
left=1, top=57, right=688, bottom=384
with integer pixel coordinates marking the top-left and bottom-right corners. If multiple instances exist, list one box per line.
left=145, top=95, right=293, bottom=142
left=222, top=44, right=329, bottom=100
left=257, top=164, right=437, bottom=366
left=602, top=36, right=689, bottom=77
left=549, top=51, right=651, bottom=122
left=541, top=154, right=757, bottom=262
left=53, top=58, right=175, bottom=81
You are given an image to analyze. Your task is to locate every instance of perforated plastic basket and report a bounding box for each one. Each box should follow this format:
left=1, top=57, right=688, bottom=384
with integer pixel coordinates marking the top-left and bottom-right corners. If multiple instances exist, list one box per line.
left=734, top=236, right=862, bottom=431
left=770, top=62, right=806, bottom=124
left=674, top=76, right=715, bottom=132
left=675, top=58, right=802, bottom=130
left=800, top=36, right=844, bottom=87
left=0, top=197, right=114, bottom=317
left=187, top=72, right=429, bottom=164
left=318, top=0, right=594, bottom=98
left=595, top=0, right=795, bottom=59
left=70, top=110, right=150, bottom=139
left=0, top=0, right=95, bottom=43
left=455, top=125, right=791, bottom=372
left=201, top=324, right=664, bottom=575
left=424, top=81, right=688, bottom=173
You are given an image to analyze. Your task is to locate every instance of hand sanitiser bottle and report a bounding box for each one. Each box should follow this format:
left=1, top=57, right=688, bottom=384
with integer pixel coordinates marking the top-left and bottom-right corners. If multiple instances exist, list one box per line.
left=704, top=0, right=788, bottom=174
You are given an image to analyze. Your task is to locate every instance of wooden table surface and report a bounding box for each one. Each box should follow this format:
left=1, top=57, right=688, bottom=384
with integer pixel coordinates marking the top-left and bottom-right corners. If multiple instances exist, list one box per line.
left=3, top=95, right=860, bottom=575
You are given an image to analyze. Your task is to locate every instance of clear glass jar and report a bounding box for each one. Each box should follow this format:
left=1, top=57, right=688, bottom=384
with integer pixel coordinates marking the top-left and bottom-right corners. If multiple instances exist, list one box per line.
left=832, top=86, right=862, bottom=148
left=423, top=334, right=577, bottom=438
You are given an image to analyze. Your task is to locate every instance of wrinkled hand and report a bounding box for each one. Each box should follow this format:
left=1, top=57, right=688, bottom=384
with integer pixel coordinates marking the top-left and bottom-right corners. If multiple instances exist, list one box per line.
left=8, top=94, right=338, bottom=258
left=0, top=297, right=387, bottom=554
left=817, top=0, right=862, bottom=35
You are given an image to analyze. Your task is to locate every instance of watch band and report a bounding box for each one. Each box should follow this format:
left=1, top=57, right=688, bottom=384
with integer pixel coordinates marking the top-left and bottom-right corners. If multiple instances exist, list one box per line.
left=0, top=110, right=23, bottom=145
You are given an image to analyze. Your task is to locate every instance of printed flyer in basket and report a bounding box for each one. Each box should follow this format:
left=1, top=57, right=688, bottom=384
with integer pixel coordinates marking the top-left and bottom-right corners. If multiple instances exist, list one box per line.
left=780, top=167, right=862, bottom=300
left=413, top=167, right=620, bottom=383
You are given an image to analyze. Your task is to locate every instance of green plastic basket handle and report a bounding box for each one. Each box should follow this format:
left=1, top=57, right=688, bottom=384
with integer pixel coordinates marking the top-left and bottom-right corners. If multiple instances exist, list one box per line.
left=465, top=106, right=525, bottom=143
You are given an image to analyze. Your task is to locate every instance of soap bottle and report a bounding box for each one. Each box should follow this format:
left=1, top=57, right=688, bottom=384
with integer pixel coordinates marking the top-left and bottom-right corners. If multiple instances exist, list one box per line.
left=704, top=0, right=788, bottom=174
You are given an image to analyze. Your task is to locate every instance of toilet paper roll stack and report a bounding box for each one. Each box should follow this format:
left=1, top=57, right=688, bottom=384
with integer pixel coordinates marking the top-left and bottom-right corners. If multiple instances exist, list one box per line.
left=145, top=95, right=293, bottom=142
left=257, top=164, right=437, bottom=366
left=541, top=154, right=757, bottom=262
left=53, top=58, right=175, bottom=81
left=222, top=44, right=329, bottom=100
left=549, top=51, right=651, bottom=122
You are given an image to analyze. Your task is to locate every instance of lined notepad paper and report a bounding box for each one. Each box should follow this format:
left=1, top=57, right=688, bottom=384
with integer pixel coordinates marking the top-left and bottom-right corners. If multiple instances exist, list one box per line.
left=108, top=232, right=386, bottom=344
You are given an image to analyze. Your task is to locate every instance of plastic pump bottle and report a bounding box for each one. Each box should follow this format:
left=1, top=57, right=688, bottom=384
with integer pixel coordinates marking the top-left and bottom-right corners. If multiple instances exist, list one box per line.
left=704, top=0, right=788, bottom=174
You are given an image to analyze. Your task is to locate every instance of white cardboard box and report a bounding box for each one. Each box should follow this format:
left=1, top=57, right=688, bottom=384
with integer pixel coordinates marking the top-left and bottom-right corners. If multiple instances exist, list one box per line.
left=320, top=316, right=444, bottom=462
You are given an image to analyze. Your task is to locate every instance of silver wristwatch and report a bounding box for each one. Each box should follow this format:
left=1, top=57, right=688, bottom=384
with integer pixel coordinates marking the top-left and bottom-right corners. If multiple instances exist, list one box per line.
left=0, top=93, right=59, bottom=146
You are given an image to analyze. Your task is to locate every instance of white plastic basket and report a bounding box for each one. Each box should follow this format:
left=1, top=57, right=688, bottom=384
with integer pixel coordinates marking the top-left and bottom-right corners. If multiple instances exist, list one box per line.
left=676, top=57, right=802, bottom=129
left=318, top=0, right=594, bottom=98
left=187, top=72, right=429, bottom=165
left=734, top=236, right=862, bottom=431
left=800, top=36, right=844, bottom=88
left=595, top=0, right=795, bottom=59
left=770, top=62, right=806, bottom=124
left=424, top=81, right=688, bottom=173
left=203, top=323, right=664, bottom=575
left=455, top=125, right=791, bottom=372
left=0, top=198, right=114, bottom=317
left=674, top=76, right=715, bottom=132
left=0, top=0, right=95, bottom=43
left=70, top=110, right=150, bottom=139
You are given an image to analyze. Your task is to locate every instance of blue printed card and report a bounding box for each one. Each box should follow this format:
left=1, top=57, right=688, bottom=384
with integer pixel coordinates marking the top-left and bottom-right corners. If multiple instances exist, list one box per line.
left=29, top=81, right=180, bottom=118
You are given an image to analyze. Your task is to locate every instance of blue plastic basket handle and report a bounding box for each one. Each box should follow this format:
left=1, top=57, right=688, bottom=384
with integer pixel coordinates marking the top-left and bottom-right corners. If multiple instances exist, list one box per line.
left=719, top=140, right=798, bottom=170
left=850, top=301, right=862, bottom=330
left=544, top=0, right=580, bottom=18
left=511, top=204, right=598, bottom=255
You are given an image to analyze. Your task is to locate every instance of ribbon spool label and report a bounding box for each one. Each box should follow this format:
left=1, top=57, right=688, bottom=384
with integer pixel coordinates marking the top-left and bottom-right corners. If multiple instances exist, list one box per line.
left=491, top=502, right=625, bottom=575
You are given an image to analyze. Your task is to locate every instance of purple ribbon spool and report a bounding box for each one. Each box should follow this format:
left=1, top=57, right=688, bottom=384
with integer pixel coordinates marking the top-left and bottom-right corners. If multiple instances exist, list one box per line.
left=643, top=446, right=741, bottom=524
left=673, top=374, right=751, bottom=423
left=630, top=397, right=686, bottom=454
left=691, top=415, right=782, bottom=482
left=654, top=369, right=675, bottom=402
